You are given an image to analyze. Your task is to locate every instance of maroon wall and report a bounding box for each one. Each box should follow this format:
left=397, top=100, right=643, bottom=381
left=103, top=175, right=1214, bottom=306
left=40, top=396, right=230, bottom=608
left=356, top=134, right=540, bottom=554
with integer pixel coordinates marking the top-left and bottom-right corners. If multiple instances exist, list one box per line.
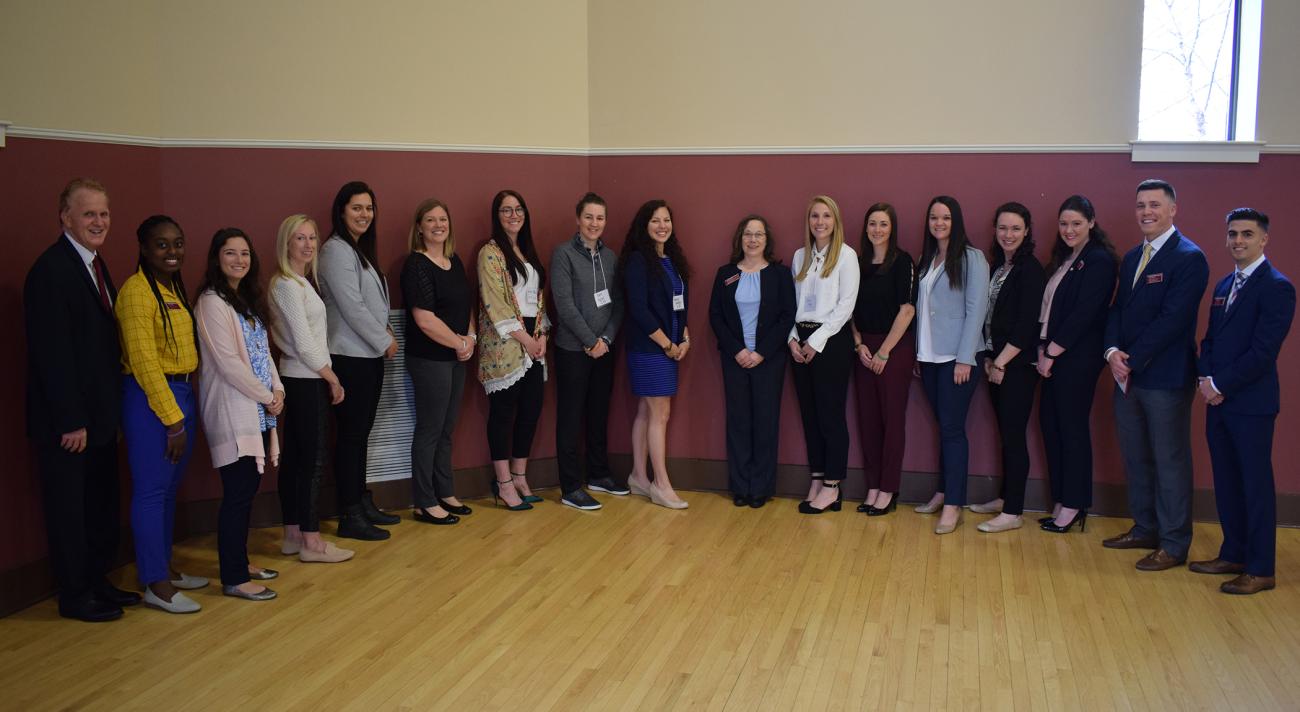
left=3, top=137, right=1298, bottom=576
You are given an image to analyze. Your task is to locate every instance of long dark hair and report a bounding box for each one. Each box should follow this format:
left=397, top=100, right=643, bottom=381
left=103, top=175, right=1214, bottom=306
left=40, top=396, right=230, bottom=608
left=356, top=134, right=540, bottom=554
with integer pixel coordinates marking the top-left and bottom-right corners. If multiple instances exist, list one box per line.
left=919, top=195, right=971, bottom=289
left=618, top=199, right=691, bottom=283
left=490, top=189, right=545, bottom=288
left=989, top=202, right=1037, bottom=270
left=197, top=228, right=271, bottom=327
left=860, top=202, right=901, bottom=271
left=329, top=181, right=382, bottom=277
left=135, top=214, right=194, bottom=353
left=1048, top=195, right=1119, bottom=273
left=729, top=214, right=778, bottom=265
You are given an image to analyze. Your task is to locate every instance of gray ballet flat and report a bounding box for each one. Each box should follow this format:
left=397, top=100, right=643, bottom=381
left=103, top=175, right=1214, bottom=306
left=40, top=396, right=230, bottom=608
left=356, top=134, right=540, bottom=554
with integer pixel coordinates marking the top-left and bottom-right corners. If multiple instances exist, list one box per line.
left=222, top=585, right=277, bottom=601
left=247, top=568, right=279, bottom=581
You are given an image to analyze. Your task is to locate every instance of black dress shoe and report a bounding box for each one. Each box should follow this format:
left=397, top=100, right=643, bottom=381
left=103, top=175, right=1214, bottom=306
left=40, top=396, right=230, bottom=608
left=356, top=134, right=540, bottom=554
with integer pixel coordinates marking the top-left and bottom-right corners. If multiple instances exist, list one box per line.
left=413, top=508, right=460, bottom=525
left=438, top=498, right=472, bottom=516
left=733, top=494, right=750, bottom=507
left=361, top=490, right=401, bottom=525
left=749, top=496, right=768, bottom=509
left=94, top=583, right=142, bottom=607
left=59, top=597, right=123, bottom=623
left=338, top=505, right=391, bottom=540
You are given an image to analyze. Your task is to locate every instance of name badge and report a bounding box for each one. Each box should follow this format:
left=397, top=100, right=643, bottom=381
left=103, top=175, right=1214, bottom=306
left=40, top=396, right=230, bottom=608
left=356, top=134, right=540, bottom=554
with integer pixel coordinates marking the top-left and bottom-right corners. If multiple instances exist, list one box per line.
left=672, top=294, right=685, bottom=311
left=723, top=274, right=740, bottom=286
left=803, top=292, right=818, bottom=312
left=594, top=289, right=611, bottom=308
left=1213, top=296, right=1226, bottom=307
left=1146, top=273, right=1163, bottom=284
left=165, top=301, right=182, bottom=311
left=525, top=290, right=538, bottom=306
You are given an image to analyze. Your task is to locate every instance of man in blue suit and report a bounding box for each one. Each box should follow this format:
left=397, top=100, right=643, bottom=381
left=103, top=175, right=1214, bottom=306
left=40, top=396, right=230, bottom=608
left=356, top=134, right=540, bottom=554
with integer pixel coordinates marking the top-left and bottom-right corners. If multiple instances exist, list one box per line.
left=1101, top=179, right=1209, bottom=570
left=1189, top=208, right=1295, bottom=594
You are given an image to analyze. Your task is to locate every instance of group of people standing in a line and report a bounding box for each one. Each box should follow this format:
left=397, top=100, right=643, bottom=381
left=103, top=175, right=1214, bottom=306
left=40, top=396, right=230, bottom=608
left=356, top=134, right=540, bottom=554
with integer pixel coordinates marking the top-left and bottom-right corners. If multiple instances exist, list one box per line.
left=23, top=175, right=1293, bottom=624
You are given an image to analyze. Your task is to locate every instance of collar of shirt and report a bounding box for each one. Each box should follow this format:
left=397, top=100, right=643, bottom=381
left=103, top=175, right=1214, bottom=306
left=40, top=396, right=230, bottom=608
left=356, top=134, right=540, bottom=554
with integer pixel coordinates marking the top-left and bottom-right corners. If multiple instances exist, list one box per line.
left=1144, top=225, right=1177, bottom=253
left=64, top=231, right=98, bottom=267
left=1236, top=253, right=1267, bottom=279
left=571, top=232, right=604, bottom=254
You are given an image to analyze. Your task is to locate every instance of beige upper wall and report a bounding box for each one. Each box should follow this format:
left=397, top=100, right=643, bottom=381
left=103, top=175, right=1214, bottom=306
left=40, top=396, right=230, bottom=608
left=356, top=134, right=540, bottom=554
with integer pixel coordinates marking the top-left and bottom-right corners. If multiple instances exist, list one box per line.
left=588, top=0, right=1143, bottom=148
left=3, top=0, right=1298, bottom=148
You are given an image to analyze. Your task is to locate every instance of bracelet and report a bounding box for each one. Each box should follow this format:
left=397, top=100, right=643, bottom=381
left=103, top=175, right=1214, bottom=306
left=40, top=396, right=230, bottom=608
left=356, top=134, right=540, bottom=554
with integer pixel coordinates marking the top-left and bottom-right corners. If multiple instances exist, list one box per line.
left=875, top=352, right=889, bottom=362
left=166, top=424, right=186, bottom=438
left=468, top=333, right=478, bottom=341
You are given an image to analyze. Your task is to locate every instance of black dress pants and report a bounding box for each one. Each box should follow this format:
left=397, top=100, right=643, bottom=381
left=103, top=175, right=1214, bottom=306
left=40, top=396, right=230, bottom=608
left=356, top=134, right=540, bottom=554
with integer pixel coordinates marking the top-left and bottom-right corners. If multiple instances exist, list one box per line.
left=331, top=354, right=384, bottom=509
left=36, top=438, right=120, bottom=607
left=219, top=453, right=263, bottom=586
left=279, top=376, right=327, bottom=531
left=988, top=363, right=1040, bottom=515
left=1039, top=352, right=1104, bottom=510
left=721, top=352, right=787, bottom=498
left=790, top=324, right=854, bottom=479
left=554, top=347, right=615, bottom=493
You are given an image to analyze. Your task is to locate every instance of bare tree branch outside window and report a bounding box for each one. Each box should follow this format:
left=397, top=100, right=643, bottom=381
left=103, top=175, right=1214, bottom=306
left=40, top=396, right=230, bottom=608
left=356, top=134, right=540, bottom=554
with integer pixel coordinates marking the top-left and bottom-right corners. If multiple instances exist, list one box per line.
left=1138, top=0, right=1236, bottom=140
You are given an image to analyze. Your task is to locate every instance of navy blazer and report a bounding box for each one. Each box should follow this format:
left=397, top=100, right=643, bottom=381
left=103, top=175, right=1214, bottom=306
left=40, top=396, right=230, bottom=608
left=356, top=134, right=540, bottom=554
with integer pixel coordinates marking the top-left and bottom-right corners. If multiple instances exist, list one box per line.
left=1044, top=242, right=1118, bottom=363
left=708, top=263, right=796, bottom=361
left=623, top=251, right=688, bottom=353
left=1197, top=260, right=1295, bottom=415
left=1104, top=229, right=1209, bottom=389
left=24, top=235, right=123, bottom=446
left=986, top=257, right=1046, bottom=368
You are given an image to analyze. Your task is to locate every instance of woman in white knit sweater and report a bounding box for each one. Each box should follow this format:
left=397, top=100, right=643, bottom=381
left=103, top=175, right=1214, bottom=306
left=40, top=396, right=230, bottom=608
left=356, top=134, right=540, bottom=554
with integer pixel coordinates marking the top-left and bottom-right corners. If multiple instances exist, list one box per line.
left=268, top=215, right=353, bottom=563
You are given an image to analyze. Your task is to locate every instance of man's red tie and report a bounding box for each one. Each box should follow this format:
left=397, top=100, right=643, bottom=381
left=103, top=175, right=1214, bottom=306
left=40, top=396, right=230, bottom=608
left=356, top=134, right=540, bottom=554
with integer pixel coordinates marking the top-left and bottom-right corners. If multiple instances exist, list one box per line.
left=93, top=255, right=111, bottom=312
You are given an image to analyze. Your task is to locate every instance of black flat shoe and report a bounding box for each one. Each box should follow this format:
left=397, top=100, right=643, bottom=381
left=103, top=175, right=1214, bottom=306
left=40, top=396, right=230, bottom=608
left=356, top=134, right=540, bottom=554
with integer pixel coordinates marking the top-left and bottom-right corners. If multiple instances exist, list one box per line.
left=733, top=495, right=750, bottom=507
left=413, top=508, right=460, bottom=525
left=361, top=490, right=401, bottom=525
left=749, top=496, right=768, bottom=508
left=94, top=583, right=142, bottom=607
left=60, top=597, right=123, bottom=623
left=856, top=502, right=872, bottom=513
left=338, top=505, right=392, bottom=540
left=438, top=499, right=472, bottom=516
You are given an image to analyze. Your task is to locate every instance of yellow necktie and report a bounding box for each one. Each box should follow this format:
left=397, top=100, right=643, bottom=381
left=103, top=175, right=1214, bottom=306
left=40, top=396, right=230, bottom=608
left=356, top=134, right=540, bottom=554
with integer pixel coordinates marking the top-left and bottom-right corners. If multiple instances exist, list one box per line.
left=1132, top=242, right=1153, bottom=287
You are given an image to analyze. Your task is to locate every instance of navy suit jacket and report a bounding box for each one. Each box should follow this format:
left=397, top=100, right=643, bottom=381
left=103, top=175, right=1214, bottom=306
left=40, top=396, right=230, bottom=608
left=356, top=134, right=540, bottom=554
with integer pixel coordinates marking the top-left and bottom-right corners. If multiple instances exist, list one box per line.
left=1197, top=260, right=1295, bottom=415
left=708, top=263, right=796, bottom=361
left=623, top=251, right=688, bottom=354
left=24, top=235, right=123, bottom=446
left=1043, top=242, right=1118, bottom=363
left=1104, top=229, right=1209, bottom=389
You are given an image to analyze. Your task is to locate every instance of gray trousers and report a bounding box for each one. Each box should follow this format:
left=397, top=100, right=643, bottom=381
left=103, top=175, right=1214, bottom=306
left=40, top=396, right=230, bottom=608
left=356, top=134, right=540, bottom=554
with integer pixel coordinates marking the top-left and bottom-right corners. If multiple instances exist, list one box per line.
left=1113, top=384, right=1195, bottom=558
left=407, top=357, right=465, bottom=508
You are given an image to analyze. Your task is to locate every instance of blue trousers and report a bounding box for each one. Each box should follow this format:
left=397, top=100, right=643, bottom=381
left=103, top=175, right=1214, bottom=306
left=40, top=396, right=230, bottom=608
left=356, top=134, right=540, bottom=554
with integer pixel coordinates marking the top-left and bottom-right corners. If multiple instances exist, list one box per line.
left=919, top=360, right=978, bottom=506
left=123, top=376, right=196, bottom=586
left=1206, top=407, right=1277, bottom=576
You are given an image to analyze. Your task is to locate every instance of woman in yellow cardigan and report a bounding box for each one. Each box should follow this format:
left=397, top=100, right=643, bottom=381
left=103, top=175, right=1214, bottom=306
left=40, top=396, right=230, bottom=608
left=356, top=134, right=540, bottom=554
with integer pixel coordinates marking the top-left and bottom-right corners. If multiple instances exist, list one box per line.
left=478, top=190, right=550, bottom=510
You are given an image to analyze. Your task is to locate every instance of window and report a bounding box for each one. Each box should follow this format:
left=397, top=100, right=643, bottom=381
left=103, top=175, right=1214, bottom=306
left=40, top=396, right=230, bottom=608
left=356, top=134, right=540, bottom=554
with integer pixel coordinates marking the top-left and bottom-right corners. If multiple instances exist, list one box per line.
left=1137, top=0, right=1262, bottom=141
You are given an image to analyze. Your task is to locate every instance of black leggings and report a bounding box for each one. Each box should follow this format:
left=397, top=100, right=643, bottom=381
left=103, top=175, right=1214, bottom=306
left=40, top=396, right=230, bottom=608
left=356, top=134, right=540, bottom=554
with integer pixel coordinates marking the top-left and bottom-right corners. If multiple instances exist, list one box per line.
left=279, top=377, right=327, bottom=531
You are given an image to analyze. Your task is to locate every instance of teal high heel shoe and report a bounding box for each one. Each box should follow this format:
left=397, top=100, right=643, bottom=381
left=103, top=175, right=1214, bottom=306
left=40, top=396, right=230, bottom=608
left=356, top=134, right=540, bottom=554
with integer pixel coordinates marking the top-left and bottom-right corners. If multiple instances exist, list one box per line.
left=512, top=472, right=544, bottom=503
left=491, top=479, right=533, bottom=511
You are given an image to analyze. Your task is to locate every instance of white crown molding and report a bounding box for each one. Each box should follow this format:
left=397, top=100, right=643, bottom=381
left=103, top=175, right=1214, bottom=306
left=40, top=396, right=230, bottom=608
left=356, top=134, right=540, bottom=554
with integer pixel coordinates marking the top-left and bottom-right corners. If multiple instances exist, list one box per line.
left=7, top=125, right=1300, bottom=158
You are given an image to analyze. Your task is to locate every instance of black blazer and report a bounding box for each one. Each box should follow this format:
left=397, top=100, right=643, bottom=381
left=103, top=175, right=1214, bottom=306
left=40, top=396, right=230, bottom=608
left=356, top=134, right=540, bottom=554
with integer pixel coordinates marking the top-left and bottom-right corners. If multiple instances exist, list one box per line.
left=24, top=235, right=123, bottom=446
left=1043, top=241, right=1118, bottom=363
left=986, top=257, right=1046, bottom=368
left=708, top=263, right=796, bottom=360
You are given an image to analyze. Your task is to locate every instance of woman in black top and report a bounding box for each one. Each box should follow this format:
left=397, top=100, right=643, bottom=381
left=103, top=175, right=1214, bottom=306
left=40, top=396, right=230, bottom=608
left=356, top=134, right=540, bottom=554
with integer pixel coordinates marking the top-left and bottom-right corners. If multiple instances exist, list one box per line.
left=849, top=203, right=916, bottom=516
left=972, top=202, right=1046, bottom=533
left=708, top=215, right=796, bottom=508
left=1038, top=195, right=1118, bottom=533
left=400, top=198, right=476, bottom=525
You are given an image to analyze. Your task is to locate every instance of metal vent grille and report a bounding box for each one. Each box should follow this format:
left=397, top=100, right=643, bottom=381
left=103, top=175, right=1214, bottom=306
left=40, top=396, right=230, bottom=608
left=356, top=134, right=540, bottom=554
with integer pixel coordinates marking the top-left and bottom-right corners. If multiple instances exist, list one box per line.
left=366, top=310, right=414, bottom=483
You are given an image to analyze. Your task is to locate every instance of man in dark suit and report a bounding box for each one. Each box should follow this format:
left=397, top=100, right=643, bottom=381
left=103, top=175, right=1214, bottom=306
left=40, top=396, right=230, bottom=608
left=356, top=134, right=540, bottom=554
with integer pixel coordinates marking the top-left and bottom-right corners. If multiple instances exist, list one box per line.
left=1101, top=179, right=1210, bottom=570
left=24, top=178, right=139, bottom=621
left=1189, top=208, right=1295, bottom=594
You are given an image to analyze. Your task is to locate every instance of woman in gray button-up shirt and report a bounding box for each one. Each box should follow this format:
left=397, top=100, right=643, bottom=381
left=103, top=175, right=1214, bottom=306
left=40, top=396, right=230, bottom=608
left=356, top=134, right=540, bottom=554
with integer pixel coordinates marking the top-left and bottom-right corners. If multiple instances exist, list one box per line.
left=318, top=181, right=399, bottom=542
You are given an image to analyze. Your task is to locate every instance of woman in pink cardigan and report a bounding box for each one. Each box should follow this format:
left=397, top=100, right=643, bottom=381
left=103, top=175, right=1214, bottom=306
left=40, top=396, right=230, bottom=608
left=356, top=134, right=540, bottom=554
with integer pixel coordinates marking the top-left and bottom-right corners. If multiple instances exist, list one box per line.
left=195, top=228, right=284, bottom=602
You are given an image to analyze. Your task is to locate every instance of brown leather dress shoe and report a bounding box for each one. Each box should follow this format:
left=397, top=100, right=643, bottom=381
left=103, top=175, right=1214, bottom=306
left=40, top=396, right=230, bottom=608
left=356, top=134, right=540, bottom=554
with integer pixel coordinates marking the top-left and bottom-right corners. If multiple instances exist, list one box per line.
left=1102, top=529, right=1160, bottom=550
left=1135, top=549, right=1186, bottom=571
left=1221, top=574, right=1276, bottom=595
left=1189, top=558, right=1246, bottom=575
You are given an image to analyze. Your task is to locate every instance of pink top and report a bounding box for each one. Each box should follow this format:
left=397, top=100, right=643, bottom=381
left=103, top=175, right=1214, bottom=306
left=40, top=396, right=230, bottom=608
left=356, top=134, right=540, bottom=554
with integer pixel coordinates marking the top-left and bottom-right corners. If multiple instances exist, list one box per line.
left=196, top=291, right=283, bottom=471
left=1039, top=252, right=1079, bottom=340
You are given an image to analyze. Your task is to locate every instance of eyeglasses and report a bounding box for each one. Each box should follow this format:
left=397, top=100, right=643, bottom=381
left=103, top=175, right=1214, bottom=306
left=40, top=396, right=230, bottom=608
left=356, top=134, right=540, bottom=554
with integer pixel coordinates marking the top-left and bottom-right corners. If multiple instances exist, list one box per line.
left=498, top=207, right=526, bottom=217
left=742, top=231, right=767, bottom=239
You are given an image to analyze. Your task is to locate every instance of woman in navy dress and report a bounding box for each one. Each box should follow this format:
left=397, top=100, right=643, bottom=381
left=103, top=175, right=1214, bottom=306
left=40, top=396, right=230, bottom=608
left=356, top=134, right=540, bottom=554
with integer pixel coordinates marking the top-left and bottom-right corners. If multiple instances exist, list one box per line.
left=619, top=200, right=692, bottom=509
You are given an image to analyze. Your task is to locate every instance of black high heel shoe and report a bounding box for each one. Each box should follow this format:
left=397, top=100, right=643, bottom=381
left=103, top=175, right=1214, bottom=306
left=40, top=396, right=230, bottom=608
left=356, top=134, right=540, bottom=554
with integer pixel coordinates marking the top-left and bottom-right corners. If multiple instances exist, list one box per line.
left=491, top=479, right=533, bottom=511
left=438, top=498, right=472, bottom=516
left=511, top=472, right=544, bottom=504
left=1041, top=509, right=1087, bottom=533
left=866, top=492, right=897, bottom=517
left=799, top=482, right=842, bottom=514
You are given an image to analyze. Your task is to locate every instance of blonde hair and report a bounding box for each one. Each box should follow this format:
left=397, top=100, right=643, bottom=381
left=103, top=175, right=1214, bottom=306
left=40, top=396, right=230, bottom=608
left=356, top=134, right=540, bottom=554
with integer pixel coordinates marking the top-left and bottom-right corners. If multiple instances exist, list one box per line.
left=795, top=195, right=845, bottom=282
left=273, top=214, right=319, bottom=288
left=408, top=198, right=456, bottom=258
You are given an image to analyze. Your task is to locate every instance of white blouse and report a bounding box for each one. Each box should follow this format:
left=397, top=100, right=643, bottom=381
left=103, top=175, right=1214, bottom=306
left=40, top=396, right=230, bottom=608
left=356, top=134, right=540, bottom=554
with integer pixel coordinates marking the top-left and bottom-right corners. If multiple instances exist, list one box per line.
left=788, top=242, right=860, bottom=352
left=513, top=263, right=540, bottom=319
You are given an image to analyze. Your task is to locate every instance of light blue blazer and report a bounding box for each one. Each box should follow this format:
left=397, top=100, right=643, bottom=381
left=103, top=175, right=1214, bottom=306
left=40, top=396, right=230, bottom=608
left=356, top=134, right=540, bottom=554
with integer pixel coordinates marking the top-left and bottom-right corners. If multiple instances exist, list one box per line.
left=917, top=245, right=990, bottom=366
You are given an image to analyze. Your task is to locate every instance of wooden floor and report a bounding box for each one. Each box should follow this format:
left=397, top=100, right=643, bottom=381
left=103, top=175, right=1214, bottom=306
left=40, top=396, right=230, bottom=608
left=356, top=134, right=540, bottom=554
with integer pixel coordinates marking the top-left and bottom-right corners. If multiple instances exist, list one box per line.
left=4, top=493, right=1300, bottom=711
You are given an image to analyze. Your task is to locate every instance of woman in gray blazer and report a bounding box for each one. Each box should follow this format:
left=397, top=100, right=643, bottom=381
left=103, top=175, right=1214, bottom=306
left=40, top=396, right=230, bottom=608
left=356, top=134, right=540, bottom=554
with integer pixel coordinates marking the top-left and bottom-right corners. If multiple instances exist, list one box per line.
left=318, top=181, right=400, bottom=541
left=912, top=196, right=990, bottom=534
